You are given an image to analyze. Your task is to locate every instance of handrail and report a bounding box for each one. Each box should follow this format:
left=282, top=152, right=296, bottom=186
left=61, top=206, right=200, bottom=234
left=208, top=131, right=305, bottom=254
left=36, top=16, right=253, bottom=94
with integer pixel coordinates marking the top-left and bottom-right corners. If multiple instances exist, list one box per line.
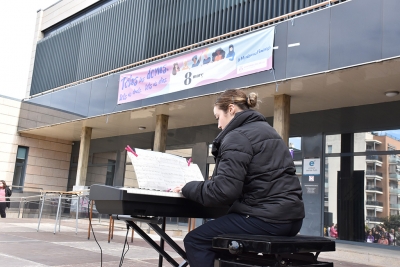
left=8, top=195, right=42, bottom=200
left=26, top=0, right=343, bottom=100
left=11, top=185, right=44, bottom=193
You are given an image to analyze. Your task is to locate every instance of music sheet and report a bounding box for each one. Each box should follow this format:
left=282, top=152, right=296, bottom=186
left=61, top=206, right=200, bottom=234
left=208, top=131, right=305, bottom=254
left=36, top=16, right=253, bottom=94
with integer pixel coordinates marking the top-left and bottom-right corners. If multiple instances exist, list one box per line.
left=127, top=148, right=204, bottom=191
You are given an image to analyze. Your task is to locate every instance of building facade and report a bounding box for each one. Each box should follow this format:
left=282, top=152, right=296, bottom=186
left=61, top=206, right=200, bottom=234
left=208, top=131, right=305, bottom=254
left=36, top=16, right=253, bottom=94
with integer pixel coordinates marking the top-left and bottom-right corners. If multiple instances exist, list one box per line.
left=1, top=0, right=400, bottom=244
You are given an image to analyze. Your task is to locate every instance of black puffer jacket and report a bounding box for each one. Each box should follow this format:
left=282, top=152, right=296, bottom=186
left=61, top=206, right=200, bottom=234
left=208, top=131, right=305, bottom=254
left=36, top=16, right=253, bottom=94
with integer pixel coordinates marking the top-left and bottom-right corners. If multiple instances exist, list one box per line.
left=182, top=109, right=305, bottom=223
left=5, top=186, right=12, bottom=208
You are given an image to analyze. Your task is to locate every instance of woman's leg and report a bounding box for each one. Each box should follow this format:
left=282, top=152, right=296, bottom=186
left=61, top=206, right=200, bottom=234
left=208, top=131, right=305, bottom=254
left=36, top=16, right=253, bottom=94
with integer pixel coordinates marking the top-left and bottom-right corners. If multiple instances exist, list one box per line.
left=0, top=202, right=6, bottom=218
left=184, top=213, right=302, bottom=267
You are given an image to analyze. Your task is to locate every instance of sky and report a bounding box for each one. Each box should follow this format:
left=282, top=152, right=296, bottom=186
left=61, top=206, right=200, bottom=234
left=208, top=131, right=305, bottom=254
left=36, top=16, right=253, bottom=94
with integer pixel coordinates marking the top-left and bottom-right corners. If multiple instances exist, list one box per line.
left=0, top=0, right=58, bottom=100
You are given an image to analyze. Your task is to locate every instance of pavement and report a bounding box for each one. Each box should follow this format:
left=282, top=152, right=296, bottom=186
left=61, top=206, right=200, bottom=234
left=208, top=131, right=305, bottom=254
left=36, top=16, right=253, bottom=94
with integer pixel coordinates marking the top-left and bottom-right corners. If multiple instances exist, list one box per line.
left=1, top=217, right=399, bottom=267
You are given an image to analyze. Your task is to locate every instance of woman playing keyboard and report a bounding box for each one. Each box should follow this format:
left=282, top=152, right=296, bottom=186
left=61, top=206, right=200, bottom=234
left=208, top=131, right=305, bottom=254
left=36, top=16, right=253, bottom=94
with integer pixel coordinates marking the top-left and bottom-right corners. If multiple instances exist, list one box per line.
left=173, top=89, right=305, bottom=267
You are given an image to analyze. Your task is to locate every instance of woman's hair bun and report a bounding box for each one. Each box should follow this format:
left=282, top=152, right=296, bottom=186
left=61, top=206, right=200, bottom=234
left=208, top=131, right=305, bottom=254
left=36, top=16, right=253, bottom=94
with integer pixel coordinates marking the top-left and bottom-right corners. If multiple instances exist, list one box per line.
left=247, top=92, right=257, bottom=108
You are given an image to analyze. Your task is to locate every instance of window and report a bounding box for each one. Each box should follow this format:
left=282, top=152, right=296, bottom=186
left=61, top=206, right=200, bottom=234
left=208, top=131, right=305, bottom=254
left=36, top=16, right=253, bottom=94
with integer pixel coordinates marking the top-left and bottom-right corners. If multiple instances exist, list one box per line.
left=105, top=160, right=116, bottom=186
left=327, top=145, right=332, bottom=154
left=12, top=146, right=29, bottom=192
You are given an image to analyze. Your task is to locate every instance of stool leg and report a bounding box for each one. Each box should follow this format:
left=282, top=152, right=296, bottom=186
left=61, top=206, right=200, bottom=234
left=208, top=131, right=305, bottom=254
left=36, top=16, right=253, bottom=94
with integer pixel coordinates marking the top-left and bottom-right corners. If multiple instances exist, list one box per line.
left=108, top=216, right=112, bottom=243
left=111, top=218, right=115, bottom=239
left=87, top=200, right=93, bottom=240
left=131, top=224, right=134, bottom=243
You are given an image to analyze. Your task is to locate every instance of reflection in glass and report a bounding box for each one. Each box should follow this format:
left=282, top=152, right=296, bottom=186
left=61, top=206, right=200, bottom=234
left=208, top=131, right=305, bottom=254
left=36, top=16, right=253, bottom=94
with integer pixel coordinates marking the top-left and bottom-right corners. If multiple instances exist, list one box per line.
left=325, top=134, right=341, bottom=235
left=325, top=132, right=400, bottom=245
left=289, top=137, right=302, bottom=185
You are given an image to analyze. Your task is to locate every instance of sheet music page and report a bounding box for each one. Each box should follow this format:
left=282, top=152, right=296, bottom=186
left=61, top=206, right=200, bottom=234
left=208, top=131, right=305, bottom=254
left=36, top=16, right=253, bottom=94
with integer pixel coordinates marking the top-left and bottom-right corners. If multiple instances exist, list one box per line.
left=158, top=152, right=187, bottom=189
left=127, top=148, right=204, bottom=191
left=183, top=163, right=204, bottom=183
left=128, top=149, right=166, bottom=190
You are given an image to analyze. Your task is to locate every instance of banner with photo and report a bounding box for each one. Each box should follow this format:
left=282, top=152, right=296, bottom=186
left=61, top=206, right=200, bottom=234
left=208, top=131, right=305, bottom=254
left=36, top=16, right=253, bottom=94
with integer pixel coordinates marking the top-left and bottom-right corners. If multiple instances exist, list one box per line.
left=118, top=26, right=275, bottom=104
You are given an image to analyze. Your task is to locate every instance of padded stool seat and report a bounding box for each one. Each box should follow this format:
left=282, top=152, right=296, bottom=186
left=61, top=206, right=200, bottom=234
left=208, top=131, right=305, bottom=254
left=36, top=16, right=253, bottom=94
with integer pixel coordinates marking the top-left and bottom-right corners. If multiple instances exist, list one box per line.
left=212, top=234, right=335, bottom=267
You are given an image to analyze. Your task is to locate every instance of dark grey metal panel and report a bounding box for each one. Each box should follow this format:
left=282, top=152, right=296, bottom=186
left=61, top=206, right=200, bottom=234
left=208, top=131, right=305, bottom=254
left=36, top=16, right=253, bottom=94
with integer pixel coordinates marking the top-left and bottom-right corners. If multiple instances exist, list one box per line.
left=26, top=94, right=52, bottom=107
left=104, top=74, right=120, bottom=113
left=88, top=77, right=108, bottom=117
left=286, top=8, right=330, bottom=78
left=163, top=90, right=189, bottom=103
left=288, top=100, right=400, bottom=137
left=186, top=83, right=218, bottom=98
left=49, top=87, right=77, bottom=111
left=272, top=21, right=287, bottom=80
left=382, top=0, right=400, bottom=58
left=329, top=0, right=382, bottom=69
left=73, top=82, right=92, bottom=116
left=31, top=0, right=332, bottom=95
left=114, top=99, right=143, bottom=113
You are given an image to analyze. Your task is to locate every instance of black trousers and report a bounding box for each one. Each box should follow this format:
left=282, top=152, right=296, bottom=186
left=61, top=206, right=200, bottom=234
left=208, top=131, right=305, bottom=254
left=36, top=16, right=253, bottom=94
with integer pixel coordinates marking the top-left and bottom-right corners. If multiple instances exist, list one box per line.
left=184, top=213, right=302, bottom=267
left=0, top=202, right=6, bottom=218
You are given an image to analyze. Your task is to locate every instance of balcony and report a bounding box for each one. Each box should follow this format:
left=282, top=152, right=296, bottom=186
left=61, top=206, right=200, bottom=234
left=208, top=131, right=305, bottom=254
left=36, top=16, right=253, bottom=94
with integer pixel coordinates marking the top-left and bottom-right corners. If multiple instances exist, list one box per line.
left=366, top=186, right=383, bottom=193
left=366, top=155, right=383, bottom=162
left=390, top=204, right=400, bottom=209
left=366, top=170, right=383, bottom=177
left=366, top=216, right=384, bottom=222
left=366, top=201, right=383, bottom=207
left=389, top=156, right=399, bottom=164
left=389, top=188, right=400, bottom=195
left=389, top=173, right=400, bottom=180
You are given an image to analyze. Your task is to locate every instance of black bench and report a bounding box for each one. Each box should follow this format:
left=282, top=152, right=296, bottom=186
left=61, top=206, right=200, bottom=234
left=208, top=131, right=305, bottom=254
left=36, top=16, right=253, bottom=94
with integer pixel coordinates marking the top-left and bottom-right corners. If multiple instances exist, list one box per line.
left=212, top=234, right=335, bottom=267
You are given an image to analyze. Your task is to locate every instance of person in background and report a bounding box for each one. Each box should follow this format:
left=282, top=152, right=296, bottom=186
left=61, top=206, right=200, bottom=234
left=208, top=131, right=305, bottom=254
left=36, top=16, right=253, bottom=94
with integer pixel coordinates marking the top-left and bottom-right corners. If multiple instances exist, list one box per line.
left=395, top=227, right=400, bottom=246
left=330, top=223, right=338, bottom=238
left=0, top=180, right=12, bottom=218
left=378, top=236, right=388, bottom=245
left=366, top=230, right=374, bottom=243
left=173, top=89, right=304, bottom=267
left=388, top=229, right=395, bottom=246
left=373, top=226, right=381, bottom=243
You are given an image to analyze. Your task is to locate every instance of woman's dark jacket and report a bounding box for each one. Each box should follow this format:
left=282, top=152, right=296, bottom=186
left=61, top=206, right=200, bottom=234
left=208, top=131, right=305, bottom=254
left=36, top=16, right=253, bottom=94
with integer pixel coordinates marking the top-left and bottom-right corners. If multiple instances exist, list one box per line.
left=5, top=186, right=12, bottom=208
left=182, top=109, right=305, bottom=223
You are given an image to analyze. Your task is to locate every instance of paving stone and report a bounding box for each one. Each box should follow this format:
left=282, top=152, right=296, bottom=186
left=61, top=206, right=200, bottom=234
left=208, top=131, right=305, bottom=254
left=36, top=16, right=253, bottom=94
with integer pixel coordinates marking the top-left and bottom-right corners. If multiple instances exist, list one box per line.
left=1, top=218, right=397, bottom=267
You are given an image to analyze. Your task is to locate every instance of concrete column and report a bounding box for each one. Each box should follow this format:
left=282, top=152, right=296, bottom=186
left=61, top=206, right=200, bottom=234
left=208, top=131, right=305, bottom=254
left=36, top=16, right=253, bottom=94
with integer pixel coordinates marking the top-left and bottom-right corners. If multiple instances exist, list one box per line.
left=75, top=127, right=92, bottom=186
left=153, top=114, right=169, bottom=152
left=273, top=94, right=291, bottom=146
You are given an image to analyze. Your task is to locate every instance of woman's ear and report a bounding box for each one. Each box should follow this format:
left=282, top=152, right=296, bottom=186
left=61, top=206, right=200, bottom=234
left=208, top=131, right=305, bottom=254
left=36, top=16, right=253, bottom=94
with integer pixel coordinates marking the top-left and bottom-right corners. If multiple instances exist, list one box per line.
left=229, top=104, right=234, bottom=115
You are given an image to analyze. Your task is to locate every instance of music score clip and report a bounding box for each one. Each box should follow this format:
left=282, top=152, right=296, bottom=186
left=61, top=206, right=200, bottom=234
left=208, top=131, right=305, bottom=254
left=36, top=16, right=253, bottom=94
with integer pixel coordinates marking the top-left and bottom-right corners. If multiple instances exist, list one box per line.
left=187, top=158, right=192, bottom=166
left=125, top=145, right=138, bottom=157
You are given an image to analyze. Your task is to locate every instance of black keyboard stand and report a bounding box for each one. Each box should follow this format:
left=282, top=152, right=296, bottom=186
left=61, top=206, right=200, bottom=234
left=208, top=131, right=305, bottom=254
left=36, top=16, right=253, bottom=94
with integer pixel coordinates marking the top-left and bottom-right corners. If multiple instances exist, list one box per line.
left=112, top=215, right=189, bottom=267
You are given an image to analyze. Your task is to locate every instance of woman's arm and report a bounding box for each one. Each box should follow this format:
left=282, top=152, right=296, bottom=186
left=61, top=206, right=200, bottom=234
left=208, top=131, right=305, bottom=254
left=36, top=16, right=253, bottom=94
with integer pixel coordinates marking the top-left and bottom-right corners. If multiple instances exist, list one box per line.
left=182, top=131, right=252, bottom=206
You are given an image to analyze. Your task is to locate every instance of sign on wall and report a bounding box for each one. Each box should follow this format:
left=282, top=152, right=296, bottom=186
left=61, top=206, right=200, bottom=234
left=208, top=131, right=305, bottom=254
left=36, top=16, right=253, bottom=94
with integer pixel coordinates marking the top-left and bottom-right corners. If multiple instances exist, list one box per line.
left=303, top=158, right=321, bottom=175
left=117, top=26, right=275, bottom=104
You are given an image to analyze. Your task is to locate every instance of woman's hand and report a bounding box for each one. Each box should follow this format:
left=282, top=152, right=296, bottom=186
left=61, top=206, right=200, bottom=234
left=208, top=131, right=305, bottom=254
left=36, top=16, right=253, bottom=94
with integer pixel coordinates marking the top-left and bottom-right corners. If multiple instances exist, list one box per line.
left=171, top=184, right=184, bottom=193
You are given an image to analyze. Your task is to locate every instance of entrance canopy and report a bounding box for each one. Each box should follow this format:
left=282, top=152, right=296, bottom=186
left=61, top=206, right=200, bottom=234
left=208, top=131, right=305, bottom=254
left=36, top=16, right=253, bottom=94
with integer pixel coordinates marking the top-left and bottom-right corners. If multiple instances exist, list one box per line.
left=19, top=58, right=400, bottom=141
